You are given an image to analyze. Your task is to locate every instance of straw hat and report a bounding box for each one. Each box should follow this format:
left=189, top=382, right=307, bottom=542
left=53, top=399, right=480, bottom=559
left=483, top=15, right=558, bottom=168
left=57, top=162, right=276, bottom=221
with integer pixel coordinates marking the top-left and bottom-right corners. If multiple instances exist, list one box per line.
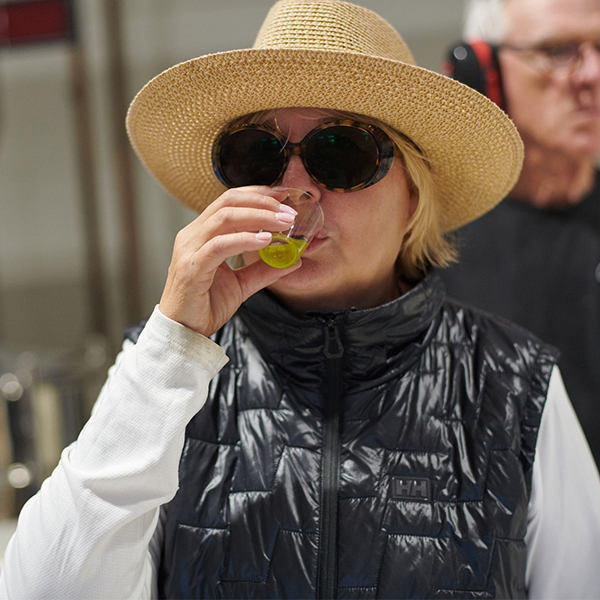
left=126, top=0, right=523, bottom=232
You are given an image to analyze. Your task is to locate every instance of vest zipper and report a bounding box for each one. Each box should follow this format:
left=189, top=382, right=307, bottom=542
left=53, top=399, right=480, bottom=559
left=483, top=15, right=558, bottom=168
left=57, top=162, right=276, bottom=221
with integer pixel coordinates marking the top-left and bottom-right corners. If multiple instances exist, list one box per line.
left=317, top=318, right=344, bottom=599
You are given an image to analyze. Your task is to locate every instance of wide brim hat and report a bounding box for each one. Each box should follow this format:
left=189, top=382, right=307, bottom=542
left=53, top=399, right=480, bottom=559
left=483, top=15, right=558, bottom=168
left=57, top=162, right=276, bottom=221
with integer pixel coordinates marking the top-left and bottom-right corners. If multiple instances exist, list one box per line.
left=126, top=0, right=523, bottom=232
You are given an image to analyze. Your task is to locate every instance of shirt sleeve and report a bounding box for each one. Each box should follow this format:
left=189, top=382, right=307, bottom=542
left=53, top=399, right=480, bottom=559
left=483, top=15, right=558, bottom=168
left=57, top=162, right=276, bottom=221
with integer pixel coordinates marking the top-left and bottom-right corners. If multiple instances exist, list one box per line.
left=0, top=306, right=229, bottom=600
left=525, top=365, right=600, bottom=599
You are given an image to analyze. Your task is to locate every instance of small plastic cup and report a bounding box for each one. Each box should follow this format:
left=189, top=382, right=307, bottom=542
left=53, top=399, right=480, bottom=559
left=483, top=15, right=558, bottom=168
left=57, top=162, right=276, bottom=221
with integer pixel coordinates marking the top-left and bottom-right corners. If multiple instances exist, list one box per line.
left=259, top=189, right=324, bottom=269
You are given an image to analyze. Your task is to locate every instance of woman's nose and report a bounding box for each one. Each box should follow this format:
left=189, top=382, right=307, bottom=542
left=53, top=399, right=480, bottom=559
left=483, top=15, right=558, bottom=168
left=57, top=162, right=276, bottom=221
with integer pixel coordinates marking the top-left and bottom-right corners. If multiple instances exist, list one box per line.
left=280, top=155, right=322, bottom=200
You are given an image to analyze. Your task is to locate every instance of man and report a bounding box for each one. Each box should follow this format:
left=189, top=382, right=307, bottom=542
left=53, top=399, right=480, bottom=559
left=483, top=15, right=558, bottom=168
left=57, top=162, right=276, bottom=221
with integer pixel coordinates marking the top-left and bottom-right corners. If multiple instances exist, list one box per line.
left=441, top=0, right=600, bottom=465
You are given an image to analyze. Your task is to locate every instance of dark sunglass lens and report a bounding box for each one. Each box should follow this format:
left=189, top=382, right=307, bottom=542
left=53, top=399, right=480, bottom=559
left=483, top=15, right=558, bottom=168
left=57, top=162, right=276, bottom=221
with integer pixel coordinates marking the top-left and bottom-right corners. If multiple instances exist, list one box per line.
left=305, top=126, right=379, bottom=189
left=218, top=128, right=285, bottom=187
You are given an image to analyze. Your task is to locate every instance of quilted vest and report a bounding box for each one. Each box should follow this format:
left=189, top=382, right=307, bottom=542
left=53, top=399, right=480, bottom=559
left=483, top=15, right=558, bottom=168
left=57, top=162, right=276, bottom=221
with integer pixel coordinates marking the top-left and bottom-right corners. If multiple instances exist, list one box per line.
left=154, top=273, right=558, bottom=599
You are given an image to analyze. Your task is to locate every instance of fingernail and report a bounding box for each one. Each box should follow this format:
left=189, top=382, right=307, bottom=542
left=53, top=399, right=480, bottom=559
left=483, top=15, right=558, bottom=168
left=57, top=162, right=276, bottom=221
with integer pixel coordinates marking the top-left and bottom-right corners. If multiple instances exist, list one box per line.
left=276, top=211, right=296, bottom=223
left=256, top=231, right=272, bottom=241
left=278, top=204, right=298, bottom=216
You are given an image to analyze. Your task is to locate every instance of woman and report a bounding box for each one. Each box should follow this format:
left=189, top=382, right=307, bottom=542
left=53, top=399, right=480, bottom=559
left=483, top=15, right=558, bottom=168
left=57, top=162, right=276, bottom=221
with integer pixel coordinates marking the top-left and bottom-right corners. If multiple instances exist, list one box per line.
left=2, top=1, right=599, bottom=598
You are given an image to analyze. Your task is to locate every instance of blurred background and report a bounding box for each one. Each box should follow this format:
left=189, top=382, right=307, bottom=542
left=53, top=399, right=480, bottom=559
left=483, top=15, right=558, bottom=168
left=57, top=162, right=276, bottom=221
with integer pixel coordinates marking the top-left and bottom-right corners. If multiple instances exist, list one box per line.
left=0, top=0, right=464, bottom=560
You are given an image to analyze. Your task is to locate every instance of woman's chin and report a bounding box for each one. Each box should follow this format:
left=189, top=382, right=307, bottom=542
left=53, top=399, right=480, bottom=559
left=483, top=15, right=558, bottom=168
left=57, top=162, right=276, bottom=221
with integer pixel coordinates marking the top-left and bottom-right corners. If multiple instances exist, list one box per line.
left=270, top=257, right=325, bottom=289
left=267, top=259, right=335, bottom=306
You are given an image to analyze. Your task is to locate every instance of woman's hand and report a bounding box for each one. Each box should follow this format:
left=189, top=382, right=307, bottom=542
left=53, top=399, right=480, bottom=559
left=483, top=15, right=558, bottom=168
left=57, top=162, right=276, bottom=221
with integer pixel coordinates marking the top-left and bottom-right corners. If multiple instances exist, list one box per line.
left=159, top=186, right=300, bottom=337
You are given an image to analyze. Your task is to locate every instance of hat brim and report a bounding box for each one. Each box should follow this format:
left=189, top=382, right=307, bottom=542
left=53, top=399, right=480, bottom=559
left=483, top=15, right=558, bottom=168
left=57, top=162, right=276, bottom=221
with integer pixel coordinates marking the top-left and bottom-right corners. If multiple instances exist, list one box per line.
left=126, top=48, right=523, bottom=232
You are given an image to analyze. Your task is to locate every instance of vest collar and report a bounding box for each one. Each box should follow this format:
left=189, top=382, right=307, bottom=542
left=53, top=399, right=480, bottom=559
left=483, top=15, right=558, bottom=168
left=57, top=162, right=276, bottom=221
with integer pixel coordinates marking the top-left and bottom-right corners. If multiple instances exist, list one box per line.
left=236, top=272, right=445, bottom=389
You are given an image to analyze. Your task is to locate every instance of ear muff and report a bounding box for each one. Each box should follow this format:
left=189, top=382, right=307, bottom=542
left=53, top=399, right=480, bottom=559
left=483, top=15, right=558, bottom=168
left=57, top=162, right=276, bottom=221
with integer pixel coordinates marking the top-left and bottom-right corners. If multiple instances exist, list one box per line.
left=441, top=40, right=505, bottom=110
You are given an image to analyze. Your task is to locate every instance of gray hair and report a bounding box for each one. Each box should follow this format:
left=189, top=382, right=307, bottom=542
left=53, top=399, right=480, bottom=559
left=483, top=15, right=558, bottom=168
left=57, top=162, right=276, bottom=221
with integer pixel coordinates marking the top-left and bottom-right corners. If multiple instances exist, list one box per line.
left=462, top=0, right=508, bottom=44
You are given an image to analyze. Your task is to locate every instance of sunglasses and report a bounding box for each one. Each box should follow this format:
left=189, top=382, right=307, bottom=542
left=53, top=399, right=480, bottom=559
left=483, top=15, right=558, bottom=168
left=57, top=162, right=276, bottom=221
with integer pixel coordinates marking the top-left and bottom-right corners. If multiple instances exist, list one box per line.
left=212, top=119, right=396, bottom=193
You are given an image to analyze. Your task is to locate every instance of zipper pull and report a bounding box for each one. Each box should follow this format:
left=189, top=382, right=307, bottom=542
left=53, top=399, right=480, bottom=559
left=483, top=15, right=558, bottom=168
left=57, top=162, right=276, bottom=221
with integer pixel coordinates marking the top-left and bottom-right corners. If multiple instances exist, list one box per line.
left=324, top=318, right=344, bottom=359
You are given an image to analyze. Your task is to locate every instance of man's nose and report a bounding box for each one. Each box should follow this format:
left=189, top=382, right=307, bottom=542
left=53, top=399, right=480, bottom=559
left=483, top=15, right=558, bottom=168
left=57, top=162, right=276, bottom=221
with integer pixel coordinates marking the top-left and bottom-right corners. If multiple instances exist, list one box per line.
left=572, top=42, right=600, bottom=85
left=280, top=155, right=322, bottom=200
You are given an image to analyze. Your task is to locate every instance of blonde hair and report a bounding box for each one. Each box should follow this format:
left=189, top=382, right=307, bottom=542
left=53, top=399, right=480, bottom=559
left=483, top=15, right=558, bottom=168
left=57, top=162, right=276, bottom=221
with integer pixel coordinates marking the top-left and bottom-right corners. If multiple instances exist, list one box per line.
left=374, top=118, right=457, bottom=280
left=230, top=108, right=457, bottom=280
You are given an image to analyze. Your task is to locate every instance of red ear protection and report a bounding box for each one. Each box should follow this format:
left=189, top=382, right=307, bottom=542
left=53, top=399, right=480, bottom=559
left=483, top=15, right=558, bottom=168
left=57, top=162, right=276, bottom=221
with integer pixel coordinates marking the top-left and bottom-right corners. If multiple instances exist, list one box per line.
left=441, top=40, right=505, bottom=110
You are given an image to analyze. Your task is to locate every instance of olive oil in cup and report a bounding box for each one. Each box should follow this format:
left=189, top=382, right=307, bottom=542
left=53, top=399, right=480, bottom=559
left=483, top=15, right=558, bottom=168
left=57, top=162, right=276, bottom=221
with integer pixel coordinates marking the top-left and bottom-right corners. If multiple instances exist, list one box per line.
left=259, top=189, right=324, bottom=269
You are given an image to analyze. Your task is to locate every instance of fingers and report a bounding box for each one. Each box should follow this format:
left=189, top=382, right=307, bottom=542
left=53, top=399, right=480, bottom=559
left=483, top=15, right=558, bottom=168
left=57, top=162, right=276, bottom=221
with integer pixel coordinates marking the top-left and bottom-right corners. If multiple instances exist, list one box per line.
left=204, top=203, right=296, bottom=241
left=190, top=230, right=275, bottom=277
left=198, top=186, right=290, bottom=224
left=176, top=187, right=298, bottom=263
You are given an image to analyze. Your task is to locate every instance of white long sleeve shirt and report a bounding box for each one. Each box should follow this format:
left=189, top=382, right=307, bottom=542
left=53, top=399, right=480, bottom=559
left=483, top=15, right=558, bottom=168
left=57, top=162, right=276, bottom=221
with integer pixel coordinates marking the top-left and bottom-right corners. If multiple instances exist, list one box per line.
left=1, top=306, right=599, bottom=599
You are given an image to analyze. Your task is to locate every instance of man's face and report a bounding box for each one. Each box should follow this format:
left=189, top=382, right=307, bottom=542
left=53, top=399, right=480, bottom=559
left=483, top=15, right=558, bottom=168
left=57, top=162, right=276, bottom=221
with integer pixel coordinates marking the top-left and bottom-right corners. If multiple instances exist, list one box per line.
left=500, top=0, right=600, bottom=159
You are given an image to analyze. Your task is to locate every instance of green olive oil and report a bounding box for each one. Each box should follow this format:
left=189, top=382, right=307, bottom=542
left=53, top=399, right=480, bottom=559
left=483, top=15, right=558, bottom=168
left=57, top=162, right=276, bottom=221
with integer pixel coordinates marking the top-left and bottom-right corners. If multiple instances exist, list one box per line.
left=259, top=233, right=309, bottom=268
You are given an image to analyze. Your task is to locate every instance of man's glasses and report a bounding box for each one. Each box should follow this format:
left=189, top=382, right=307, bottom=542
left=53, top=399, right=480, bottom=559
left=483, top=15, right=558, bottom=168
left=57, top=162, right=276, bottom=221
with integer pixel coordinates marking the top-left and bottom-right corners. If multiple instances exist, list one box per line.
left=212, top=120, right=396, bottom=193
left=501, top=39, right=600, bottom=75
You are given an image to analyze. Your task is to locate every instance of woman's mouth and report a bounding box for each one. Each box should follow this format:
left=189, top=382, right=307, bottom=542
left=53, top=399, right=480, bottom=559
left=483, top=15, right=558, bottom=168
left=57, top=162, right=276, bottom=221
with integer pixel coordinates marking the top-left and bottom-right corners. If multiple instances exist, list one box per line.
left=304, top=235, right=327, bottom=254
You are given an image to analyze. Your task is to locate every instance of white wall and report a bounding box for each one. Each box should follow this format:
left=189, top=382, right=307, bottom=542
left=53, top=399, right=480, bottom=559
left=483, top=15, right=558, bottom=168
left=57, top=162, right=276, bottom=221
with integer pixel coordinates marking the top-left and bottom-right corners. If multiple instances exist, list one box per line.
left=0, top=0, right=465, bottom=355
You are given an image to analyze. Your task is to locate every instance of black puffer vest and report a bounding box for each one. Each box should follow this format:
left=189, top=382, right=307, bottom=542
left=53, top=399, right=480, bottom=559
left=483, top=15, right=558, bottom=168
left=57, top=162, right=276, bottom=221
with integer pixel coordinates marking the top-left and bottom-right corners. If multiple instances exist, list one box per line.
left=156, top=273, right=558, bottom=599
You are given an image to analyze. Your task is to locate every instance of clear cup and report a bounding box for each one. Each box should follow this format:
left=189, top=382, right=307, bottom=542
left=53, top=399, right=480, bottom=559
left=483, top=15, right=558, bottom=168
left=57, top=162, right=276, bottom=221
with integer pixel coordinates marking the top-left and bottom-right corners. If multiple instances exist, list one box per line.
left=259, top=188, right=324, bottom=269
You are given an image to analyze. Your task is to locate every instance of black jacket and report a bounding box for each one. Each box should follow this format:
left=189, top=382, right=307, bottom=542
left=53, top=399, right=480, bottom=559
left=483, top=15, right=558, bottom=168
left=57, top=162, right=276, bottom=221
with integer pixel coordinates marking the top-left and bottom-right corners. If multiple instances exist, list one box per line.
left=440, top=175, right=600, bottom=466
left=156, top=273, right=557, bottom=599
